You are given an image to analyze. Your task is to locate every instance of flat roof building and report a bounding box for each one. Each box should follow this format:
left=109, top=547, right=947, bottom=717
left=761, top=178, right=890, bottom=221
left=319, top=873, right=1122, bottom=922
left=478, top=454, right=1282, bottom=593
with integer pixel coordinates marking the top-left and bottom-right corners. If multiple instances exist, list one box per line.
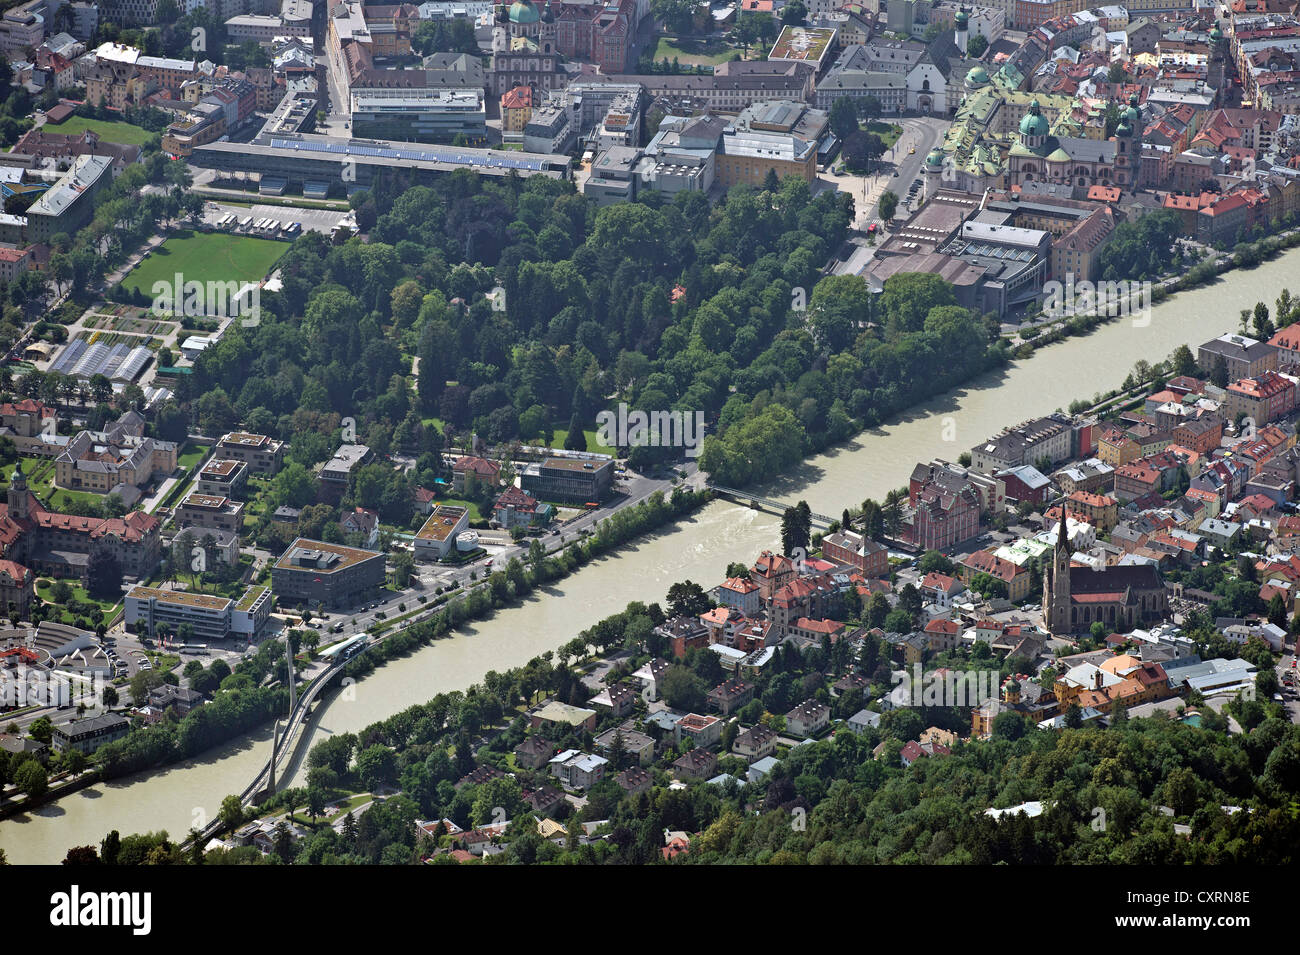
left=414, top=504, right=469, bottom=560
left=520, top=456, right=614, bottom=505
left=216, top=431, right=284, bottom=475
left=272, top=538, right=387, bottom=610
left=125, top=583, right=271, bottom=641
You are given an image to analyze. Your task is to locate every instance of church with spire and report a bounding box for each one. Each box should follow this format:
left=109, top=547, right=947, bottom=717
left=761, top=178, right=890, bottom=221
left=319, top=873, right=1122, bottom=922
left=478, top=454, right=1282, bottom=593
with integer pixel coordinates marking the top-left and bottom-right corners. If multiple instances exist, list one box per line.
left=1042, top=507, right=1168, bottom=635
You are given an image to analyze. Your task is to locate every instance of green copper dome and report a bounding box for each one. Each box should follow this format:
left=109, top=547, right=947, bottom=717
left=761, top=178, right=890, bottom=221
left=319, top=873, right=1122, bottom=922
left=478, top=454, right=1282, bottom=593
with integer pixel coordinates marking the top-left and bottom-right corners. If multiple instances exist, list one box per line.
left=925, top=148, right=945, bottom=168
left=955, top=10, right=969, bottom=26
left=1020, top=101, right=1049, bottom=137
left=1210, top=26, right=1223, bottom=40
left=965, top=65, right=989, bottom=87
left=508, top=0, right=540, bottom=24
left=1115, top=122, right=1131, bottom=137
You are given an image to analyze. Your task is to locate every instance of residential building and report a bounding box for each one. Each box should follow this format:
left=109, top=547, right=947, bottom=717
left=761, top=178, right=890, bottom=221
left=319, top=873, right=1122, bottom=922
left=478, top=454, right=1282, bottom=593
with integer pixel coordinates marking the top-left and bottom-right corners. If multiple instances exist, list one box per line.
left=820, top=528, right=888, bottom=577
left=786, top=698, right=830, bottom=738
left=1197, top=333, right=1277, bottom=382
left=514, top=735, right=555, bottom=770
left=1223, top=370, right=1297, bottom=426
left=672, top=748, right=718, bottom=779
left=319, top=444, right=371, bottom=492
left=492, top=485, right=553, bottom=529
left=175, top=493, right=245, bottom=534
left=676, top=712, right=723, bottom=749
left=712, top=576, right=761, bottom=616
left=215, top=431, right=284, bottom=475
left=195, top=459, right=248, bottom=498
left=530, top=700, right=598, bottom=734
left=732, top=724, right=777, bottom=762
left=451, top=455, right=501, bottom=493
left=50, top=713, right=130, bottom=754
left=707, top=678, right=755, bottom=715
left=549, top=750, right=608, bottom=790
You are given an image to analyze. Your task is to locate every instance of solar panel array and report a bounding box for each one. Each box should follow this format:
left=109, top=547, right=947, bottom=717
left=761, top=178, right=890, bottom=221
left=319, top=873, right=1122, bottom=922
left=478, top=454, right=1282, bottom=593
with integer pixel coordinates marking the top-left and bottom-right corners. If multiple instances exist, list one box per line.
left=268, top=137, right=550, bottom=172
left=49, top=340, right=153, bottom=382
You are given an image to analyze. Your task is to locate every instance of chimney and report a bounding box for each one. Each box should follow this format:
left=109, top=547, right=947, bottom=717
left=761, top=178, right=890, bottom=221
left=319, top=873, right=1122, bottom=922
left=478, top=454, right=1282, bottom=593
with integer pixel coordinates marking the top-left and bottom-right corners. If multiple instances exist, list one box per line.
left=1094, top=669, right=1103, bottom=689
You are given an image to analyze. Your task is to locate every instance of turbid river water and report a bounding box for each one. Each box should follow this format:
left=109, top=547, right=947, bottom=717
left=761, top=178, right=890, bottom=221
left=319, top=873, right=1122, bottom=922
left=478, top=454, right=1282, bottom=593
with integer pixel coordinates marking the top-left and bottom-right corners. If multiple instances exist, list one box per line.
left=4, top=249, right=1299, bottom=862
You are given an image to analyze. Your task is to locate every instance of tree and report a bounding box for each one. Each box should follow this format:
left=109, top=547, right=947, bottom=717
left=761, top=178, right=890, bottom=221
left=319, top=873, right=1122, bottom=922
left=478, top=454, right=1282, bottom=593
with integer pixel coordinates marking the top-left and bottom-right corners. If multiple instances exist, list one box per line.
left=85, top=550, right=123, bottom=600
left=829, top=96, right=859, bottom=142
left=356, top=744, right=398, bottom=792
left=1171, top=344, right=1196, bottom=377
left=306, top=785, right=326, bottom=822
left=219, top=794, right=244, bottom=835
left=659, top=665, right=706, bottom=711
left=28, top=716, right=52, bottom=744
left=563, top=412, right=587, bottom=451
left=781, top=0, right=807, bottom=23
left=1210, top=353, right=1229, bottom=389
left=879, top=190, right=899, bottom=220
left=1063, top=703, right=1083, bottom=729
left=666, top=580, right=711, bottom=617
left=917, top=550, right=954, bottom=575
left=781, top=502, right=811, bottom=556
left=14, top=759, right=47, bottom=797
left=62, top=845, right=100, bottom=865
left=967, top=33, right=989, bottom=56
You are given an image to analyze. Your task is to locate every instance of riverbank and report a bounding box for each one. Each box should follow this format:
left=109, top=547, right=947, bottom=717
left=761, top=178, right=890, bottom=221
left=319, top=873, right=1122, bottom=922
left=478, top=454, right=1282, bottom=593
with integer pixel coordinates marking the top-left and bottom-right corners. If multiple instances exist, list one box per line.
left=6, top=487, right=711, bottom=830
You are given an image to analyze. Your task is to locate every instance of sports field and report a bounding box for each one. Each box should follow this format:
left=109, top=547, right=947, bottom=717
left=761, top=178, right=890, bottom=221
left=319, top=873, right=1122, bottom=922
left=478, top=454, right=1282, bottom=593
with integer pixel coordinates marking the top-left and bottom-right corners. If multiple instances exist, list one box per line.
left=119, top=230, right=286, bottom=298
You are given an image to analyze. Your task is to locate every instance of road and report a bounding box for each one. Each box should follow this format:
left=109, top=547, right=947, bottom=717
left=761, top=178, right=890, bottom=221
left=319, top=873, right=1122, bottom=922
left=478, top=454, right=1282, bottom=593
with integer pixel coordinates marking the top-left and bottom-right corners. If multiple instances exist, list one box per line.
left=304, top=459, right=702, bottom=638
left=818, top=115, right=950, bottom=278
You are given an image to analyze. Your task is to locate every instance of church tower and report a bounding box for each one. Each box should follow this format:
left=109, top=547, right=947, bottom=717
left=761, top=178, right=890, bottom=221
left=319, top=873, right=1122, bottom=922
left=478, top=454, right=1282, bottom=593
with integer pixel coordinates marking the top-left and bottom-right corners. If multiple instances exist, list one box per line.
left=8, top=463, right=29, bottom=522
left=1044, top=510, right=1071, bottom=634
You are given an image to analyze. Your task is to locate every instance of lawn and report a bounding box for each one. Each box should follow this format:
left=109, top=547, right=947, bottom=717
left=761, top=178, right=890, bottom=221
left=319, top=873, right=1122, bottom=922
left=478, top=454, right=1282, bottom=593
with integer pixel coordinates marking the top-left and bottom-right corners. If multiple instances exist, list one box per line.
left=0, top=458, right=98, bottom=511
left=426, top=495, right=484, bottom=523
left=36, top=579, right=121, bottom=620
left=118, top=230, right=287, bottom=300
left=545, top=428, right=617, bottom=458
left=46, top=487, right=107, bottom=512
left=178, top=442, right=208, bottom=471
left=654, top=37, right=738, bottom=66
left=45, top=116, right=155, bottom=146
left=868, top=121, right=904, bottom=151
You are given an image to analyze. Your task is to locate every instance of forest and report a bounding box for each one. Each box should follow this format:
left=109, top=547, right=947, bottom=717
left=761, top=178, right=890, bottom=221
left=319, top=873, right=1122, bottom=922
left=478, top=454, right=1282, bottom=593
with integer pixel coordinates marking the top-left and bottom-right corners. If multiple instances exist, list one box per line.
left=174, top=167, right=1007, bottom=491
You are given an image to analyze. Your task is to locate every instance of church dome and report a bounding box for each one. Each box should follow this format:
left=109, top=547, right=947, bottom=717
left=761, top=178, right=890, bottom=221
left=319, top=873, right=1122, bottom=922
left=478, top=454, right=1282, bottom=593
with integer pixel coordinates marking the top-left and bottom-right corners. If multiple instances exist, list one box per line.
left=955, top=10, right=969, bottom=27
left=508, top=0, right=540, bottom=24
left=965, top=65, right=989, bottom=88
left=1020, top=101, right=1049, bottom=137
left=1120, top=94, right=1141, bottom=131
left=1210, top=26, right=1223, bottom=40
left=1116, top=121, right=1132, bottom=137
left=925, top=148, right=945, bottom=169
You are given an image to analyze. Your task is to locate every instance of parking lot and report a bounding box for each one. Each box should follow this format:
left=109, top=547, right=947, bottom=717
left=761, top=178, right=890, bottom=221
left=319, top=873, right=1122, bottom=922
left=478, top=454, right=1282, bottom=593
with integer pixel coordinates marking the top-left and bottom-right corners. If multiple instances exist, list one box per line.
left=202, top=202, right=349, bottom=236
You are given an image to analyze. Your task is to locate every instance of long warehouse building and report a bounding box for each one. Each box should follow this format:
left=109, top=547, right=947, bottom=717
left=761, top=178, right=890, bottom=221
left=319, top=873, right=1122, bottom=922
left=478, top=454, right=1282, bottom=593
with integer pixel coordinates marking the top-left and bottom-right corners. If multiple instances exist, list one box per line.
left=191, top=133, right=570, bottom=192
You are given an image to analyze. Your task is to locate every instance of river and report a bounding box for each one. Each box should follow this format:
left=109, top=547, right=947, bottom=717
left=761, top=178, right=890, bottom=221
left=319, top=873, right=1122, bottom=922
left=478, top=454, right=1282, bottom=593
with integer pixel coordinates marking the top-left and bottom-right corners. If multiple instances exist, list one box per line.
left=3, top=250, right=1298, bottom=863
